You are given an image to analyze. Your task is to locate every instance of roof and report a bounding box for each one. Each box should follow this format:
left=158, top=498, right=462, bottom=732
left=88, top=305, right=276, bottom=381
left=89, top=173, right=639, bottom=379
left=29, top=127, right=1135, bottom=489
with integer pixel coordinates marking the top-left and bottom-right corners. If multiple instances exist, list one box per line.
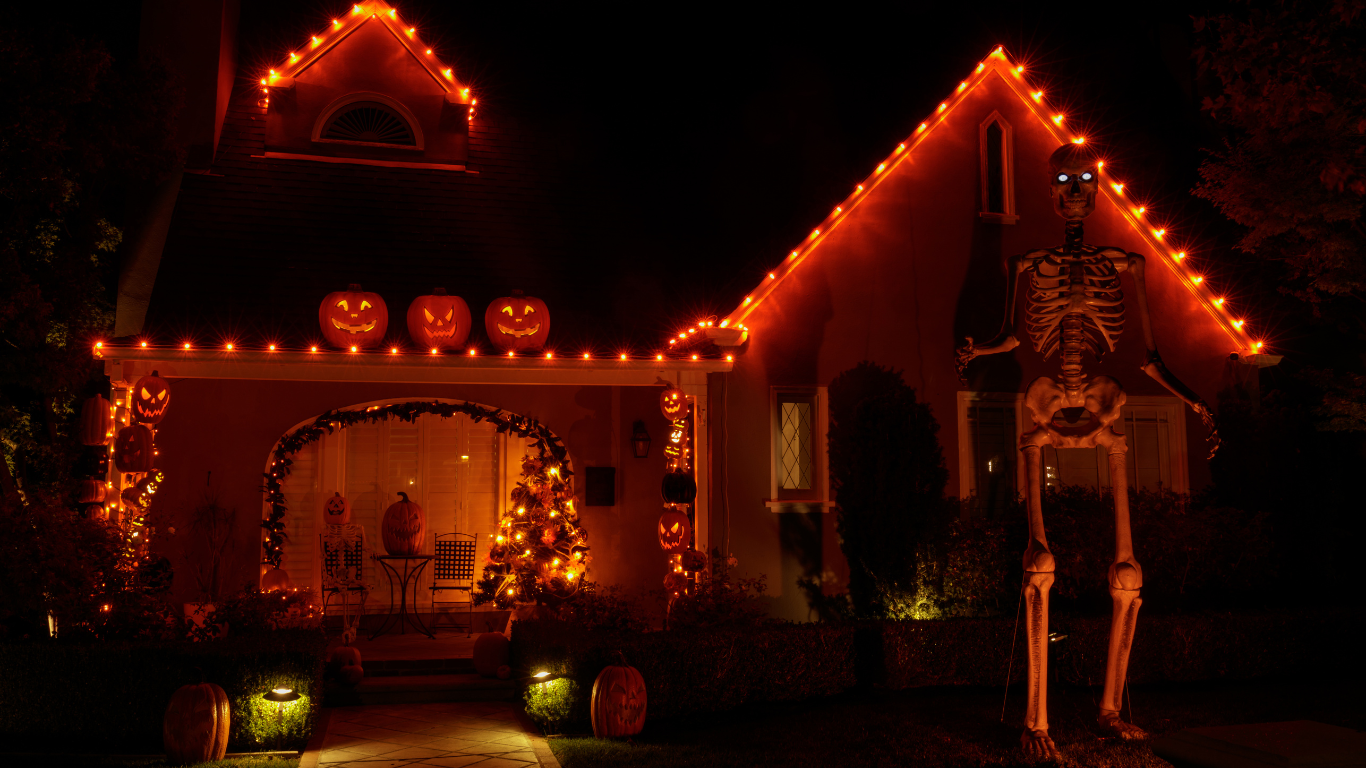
left=694, top=47, right=1263, bottom=358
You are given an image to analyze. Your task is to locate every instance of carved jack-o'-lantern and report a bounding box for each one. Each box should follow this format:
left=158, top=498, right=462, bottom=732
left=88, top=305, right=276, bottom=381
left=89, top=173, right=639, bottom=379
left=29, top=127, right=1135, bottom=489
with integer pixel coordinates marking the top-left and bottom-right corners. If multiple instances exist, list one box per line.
left=657, top=509, right=691, bottom=553
left=115, top=424, right=155, bottom=473
left=319, top=284, right=389, bottom=349
left=484, top=290, right=549, bottom=353
left=660, top=386, right=687, bottom=420
left=381, top=491, right=426, bottom=555
left=80, top=395, right=113, bottom=445
left=132, top=372, right=171, bottom=424
left=591, top=652, right=647, bottom=739
left=663, top=571, right=688, bottom=599
left=324, top=492, right=351, bottom=525
left=681, top=548, right=707, bottom=573
left=407, top=288, right=471, bottom=351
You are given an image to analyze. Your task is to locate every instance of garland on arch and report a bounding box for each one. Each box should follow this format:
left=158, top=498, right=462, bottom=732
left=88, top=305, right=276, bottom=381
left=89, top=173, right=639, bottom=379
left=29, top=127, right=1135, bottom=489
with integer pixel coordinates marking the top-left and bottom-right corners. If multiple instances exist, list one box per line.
left=260, top=400, right=589, bottom=606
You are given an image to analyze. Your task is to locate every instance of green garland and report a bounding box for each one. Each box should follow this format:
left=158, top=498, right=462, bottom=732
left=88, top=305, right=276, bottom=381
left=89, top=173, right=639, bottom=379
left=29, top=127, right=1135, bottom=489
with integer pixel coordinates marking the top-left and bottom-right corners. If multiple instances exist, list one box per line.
left=260, top=401, right=580, bottom=595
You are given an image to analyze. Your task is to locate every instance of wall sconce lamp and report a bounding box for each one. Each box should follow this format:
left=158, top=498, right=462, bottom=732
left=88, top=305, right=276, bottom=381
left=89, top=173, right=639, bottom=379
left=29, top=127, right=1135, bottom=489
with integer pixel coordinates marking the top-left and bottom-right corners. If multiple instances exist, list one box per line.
left=632, top=421, right=651, bottom=459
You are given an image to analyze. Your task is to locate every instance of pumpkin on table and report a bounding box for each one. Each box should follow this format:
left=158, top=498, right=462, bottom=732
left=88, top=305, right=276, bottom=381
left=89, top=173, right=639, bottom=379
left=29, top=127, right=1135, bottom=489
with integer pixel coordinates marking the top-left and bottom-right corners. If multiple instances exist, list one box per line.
left=79, top=395, right=113, bottom=445
left=319, top=283, right=389, bottom=349
left=381, top=491, right=426, bottom=556
left=324, top=492, right=351, bottom=525
left=163, top=680, right=230, bottom=765
left=407, top=288, right=471, bottom=350
left=657, top=509, right=691, bottom=553
left=132, top=371, right=171, bottom=424
left=484, top=290, right=550, bottom=352
left=591, top=652, right=647, bottom=739
left=114, top=424, right=155, bottom=473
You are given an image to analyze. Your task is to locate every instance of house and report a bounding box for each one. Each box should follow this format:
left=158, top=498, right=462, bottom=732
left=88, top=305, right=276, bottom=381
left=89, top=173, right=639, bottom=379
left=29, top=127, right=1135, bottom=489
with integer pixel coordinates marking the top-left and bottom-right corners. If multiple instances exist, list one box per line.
left=99, top=3, right=1266, bottom=623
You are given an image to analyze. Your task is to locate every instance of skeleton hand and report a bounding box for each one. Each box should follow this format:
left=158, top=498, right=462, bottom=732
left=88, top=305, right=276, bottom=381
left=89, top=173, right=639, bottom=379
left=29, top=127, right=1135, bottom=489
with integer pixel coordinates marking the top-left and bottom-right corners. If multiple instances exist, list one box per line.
left=956, top=334, right=1019, bottom=383
left=955, top=337, right=977, bottom=384
left=1192, top=400, right=1220, bottom=459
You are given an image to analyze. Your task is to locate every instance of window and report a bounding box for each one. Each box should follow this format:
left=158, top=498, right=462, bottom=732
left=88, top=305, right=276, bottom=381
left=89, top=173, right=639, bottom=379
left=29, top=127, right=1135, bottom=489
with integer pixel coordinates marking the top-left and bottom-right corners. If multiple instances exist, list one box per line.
left=321, top=101, right=416, bottom=146
left=769, top=388, right=829, bottom=509
left=958, top=393, right=1188, bottom=508
left=978, top=112, right=1017, bottom=223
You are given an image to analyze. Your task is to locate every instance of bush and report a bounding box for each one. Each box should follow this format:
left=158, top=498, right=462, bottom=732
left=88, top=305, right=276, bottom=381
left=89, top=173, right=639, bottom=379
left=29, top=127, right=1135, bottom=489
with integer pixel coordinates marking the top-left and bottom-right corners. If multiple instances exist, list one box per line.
left=524, top=678, right=579, bottom=732
left=664, top=557, right=767, bottom=630
left=554, top=583, right=648, bottom=633
left=0, top=629, right=326, bottom=753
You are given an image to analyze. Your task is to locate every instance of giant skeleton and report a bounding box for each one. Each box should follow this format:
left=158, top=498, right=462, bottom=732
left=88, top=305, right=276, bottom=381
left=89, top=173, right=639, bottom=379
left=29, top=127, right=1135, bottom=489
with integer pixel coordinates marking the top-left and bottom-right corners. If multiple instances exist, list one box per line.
left=956, top=143, right=1218, bottom=759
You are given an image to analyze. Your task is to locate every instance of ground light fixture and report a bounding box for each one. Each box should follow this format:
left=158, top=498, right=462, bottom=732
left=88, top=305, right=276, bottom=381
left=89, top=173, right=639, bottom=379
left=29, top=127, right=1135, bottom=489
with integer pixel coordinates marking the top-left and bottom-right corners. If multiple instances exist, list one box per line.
left=524, top=670, right=564, bottom=685
left=632, top=420, right=651, bottom=458
left=263, top=687, right=301, bottom=748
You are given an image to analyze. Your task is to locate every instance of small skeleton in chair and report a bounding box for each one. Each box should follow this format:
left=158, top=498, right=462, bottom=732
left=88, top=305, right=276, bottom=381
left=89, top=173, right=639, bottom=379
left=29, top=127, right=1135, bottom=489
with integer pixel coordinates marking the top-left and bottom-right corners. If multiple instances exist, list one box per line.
left=956, top=143, right=1218, bottom=759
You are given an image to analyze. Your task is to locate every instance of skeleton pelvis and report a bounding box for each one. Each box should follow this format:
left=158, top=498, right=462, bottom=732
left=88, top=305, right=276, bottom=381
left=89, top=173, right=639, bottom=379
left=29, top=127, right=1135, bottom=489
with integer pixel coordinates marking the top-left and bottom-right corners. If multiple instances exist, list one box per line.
left=1021, top=375, right=1127, bottom=451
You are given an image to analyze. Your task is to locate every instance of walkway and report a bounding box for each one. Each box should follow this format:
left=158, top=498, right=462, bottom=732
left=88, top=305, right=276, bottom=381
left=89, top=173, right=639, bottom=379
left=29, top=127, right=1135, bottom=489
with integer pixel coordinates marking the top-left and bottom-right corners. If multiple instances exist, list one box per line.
left=315, top=701, right=560, bottom=768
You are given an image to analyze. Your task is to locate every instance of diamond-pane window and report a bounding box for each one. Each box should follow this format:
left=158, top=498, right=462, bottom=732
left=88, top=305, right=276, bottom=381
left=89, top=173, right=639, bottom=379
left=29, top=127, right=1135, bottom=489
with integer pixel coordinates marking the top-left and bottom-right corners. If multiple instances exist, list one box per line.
left=777, top=395, right=815, bottom=494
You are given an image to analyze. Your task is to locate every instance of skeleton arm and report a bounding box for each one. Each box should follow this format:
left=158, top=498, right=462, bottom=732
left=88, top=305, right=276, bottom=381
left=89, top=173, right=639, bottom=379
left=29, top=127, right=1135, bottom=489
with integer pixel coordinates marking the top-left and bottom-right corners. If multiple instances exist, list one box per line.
left=1119, top=252, right=1220, bottom=454
left=955, top=251, right=1044, bottom=382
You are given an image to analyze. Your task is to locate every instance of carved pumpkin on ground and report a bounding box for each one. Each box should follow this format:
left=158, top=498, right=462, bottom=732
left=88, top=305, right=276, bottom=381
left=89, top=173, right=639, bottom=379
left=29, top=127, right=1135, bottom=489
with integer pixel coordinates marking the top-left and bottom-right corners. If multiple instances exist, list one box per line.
left=381, top=491, right=426, bottom=555
left=407, top=288, right=471, bottom=350
left=80, top=395, right=113, bottom=445
left=115, top=425, right=155, bottom=473
left=660, top=386, right=687, bottom=420
left=319, top=284, right=388, bottom=349
left=329, top=645, right=364, bottom=685
left=657, top=510, right=691, bottom=553
left=591, top=652, right=646, bottom=738
left=660, top=471, right=697, bottom=505
left=163, top=680, right=230, bottom=765
left=324, top=492, right=351, bottom=525
left=473, top=632, right=510, bottom=677
left=484, top=290, right=549, bottom=352
left=132, top=371, right=171, bottom=424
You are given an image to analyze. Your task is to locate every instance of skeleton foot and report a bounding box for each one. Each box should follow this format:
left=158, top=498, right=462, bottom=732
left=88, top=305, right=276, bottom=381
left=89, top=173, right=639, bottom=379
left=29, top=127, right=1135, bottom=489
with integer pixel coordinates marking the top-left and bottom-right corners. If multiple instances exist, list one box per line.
left=1021, top=728, right=1061, bottom=760
left=1097, top=709, right=1148, bottom=740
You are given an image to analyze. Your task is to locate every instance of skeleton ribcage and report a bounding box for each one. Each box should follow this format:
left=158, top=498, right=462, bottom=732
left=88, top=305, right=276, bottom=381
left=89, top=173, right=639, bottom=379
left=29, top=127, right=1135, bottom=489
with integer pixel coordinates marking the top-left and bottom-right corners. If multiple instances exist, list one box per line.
left=1025, top=249, right=1124, bottom=360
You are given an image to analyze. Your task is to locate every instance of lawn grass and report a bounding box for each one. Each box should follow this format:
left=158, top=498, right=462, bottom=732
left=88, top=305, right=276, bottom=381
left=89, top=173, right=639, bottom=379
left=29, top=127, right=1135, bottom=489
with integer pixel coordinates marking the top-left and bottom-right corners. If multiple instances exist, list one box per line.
left=549, top=679, right=1365, bottom=767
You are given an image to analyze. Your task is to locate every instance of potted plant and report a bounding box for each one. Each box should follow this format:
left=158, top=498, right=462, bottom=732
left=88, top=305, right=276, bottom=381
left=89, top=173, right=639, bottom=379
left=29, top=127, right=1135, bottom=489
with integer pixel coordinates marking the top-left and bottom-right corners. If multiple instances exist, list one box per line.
left=185, top=492, right=235, bottom=639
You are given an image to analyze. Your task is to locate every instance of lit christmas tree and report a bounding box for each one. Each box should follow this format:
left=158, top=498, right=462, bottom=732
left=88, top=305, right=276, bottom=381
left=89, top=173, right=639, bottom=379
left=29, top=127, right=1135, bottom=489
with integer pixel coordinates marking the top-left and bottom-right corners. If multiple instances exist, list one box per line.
left=476, top=453, right=590, bottom=608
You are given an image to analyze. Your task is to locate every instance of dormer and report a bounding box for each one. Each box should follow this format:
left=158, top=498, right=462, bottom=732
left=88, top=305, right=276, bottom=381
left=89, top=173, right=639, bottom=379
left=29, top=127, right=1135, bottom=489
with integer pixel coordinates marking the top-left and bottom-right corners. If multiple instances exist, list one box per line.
left=260, top=1, right=474, bottom=170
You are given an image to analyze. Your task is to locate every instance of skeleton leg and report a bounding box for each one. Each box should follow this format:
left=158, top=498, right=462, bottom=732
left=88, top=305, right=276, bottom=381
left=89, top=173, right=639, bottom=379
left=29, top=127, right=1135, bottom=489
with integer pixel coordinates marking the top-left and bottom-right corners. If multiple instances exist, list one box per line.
left=1099, top=442, right=1147, bottom=738
left=1020, top=444, right=1060, bottom=758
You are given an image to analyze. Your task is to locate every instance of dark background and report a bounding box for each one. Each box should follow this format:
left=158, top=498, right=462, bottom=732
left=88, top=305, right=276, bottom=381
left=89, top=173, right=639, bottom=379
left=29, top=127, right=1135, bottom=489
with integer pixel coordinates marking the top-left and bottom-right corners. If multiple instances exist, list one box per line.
left=30, top=0, right=1259, bottom=346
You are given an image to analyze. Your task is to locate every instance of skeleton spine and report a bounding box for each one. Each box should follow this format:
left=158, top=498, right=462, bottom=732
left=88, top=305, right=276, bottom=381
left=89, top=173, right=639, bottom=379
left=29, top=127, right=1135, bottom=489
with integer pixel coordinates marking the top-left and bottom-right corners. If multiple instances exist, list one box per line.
left=1060, top=221, right=1086, bottom=390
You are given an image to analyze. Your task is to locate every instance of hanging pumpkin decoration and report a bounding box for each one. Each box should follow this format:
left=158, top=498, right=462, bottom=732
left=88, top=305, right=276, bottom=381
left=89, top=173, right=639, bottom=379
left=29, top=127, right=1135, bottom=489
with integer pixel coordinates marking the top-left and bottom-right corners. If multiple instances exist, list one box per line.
left=663, top=571, right=688, bottom=599
left=659, top=386, right=688, bottom=420
left=381, top=491, right=426, bottom=555
left=122, top=486, right=146, bottom=510
left=132, top=371, right=171, bottom=424
left=660, top=471, right=697, bottom=505
left=163, top=680, right=230, bottom=765
left=319, top=283, right=389, bottom=349
left=407, top=288, right=471, bottom=350
left=591, top=652, right=647, bottom=739
left=484, top=290, right=550, bottom=352
left=261, top=567, right=292, bottom=592
left=324, top=492, right=351, bottom=525
left=83, top=503, right=108, bottom=521
left=79, top=395, right=113, bottom=445
left=78, top=479, right=107, bottom=505
left=681, top=548, right=707, bottom=573
left=657, top=509, right=691, bottom=553
left=114, top=425, right=155, bottom=473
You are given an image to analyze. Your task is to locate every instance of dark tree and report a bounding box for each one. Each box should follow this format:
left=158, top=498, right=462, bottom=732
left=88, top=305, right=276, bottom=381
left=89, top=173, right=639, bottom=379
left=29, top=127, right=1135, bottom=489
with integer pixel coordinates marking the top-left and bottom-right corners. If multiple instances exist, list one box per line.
left=827, top=362, right=949, bottom=619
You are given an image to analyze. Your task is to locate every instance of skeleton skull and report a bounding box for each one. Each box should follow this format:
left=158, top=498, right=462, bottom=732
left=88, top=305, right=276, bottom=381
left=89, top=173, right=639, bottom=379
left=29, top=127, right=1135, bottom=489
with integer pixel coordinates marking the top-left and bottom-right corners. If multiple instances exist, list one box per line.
left=1048, top=144, right=1099, bottom=220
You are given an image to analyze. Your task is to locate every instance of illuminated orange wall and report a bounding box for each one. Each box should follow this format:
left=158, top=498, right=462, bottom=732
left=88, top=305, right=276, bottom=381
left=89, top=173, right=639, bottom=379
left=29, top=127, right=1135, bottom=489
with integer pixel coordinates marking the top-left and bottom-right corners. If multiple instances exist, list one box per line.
left=711, top=70, right=1234, bottom=621
left=150, top=379, right=671, bottom=608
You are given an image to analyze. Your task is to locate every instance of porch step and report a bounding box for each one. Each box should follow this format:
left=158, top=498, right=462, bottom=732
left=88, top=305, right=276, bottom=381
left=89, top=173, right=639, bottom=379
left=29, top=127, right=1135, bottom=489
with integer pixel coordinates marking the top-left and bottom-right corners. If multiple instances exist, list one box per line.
left=366, top=657, right=475, bottom=677
left=327, top=674, right=518, bottom=706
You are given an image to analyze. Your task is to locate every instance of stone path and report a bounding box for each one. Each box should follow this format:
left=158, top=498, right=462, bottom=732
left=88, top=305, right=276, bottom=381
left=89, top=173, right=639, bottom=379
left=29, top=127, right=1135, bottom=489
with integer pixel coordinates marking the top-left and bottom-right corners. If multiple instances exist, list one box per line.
left=317, top=701, right=559, bottom=768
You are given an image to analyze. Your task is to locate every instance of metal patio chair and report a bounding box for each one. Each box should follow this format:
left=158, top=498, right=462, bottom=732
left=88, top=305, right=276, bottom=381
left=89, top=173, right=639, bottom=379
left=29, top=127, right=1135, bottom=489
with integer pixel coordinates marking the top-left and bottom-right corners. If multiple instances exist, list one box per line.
left=430, top=532, right=477, bottom=635
left=320, top=525, right=369, bottom=634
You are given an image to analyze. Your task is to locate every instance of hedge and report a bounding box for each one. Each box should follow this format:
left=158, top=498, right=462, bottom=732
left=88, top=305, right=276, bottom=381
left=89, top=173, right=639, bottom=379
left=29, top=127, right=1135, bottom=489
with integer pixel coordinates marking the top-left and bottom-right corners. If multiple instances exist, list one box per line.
left=0, top=629, right=326, bottom=754
left=513, top=608, right=1358, bottom=729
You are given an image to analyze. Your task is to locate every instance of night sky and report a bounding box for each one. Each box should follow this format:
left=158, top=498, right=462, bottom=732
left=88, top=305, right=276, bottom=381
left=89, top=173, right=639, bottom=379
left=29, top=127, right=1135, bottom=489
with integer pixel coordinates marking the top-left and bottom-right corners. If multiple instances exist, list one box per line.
left=39, top=1, right=1257, bottom=344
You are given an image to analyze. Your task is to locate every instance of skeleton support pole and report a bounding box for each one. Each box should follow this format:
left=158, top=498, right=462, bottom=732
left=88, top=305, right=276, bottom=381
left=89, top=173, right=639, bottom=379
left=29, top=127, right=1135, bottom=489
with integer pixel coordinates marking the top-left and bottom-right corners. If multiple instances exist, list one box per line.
left=1021, top=444, right=1055, bottom=735
left=1102, top=446, right=1142, bottom=717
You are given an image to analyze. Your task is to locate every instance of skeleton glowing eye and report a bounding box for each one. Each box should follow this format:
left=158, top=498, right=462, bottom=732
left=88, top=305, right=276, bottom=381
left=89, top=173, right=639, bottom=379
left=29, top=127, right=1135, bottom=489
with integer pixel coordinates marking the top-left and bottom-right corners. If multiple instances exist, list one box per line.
left=1057, top=174, right=1069, bottom=183
left=336, top=299, right=349, bottom=311
left=1081, top=172, right=1094, bottom=181
left=502, top=305, right=514, bottom=316
left=523, top=305, right=535, bottom=315
left=424, top=309, right=435, bottom=322
left=360, top=300, right=372, bottom=310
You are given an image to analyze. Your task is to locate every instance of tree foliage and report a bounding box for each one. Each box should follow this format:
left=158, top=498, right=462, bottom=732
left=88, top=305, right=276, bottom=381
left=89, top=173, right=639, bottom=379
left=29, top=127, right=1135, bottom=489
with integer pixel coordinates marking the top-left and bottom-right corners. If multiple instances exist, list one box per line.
left=1193, top=2, right=1366, bottom=319
left=826, top=362, right=949, bottom=619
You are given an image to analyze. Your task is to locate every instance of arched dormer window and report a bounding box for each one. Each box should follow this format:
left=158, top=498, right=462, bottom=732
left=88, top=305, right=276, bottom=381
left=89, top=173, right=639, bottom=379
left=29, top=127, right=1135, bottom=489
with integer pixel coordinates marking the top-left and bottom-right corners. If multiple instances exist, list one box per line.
left=979, top=112, right=1017, bottom=224
left=311, top=93, right=425, bottom=151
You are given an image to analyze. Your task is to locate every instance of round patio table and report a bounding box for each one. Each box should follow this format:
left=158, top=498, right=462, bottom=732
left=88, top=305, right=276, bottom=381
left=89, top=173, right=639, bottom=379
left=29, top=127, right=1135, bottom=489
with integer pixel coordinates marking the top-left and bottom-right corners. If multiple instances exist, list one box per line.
left=370, top=554, right=435, bottom=640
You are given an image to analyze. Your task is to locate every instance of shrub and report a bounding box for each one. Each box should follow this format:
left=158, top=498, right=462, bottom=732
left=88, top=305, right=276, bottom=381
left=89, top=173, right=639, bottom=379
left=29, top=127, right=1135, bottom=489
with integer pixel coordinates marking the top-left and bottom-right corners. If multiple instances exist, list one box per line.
left=555, top=583, right=648, bottom=633
left=664, top=557, right=767, bottom=630
left=524, top=678, right=579, bottom=732
left=0, top=629, right=326, bottom=753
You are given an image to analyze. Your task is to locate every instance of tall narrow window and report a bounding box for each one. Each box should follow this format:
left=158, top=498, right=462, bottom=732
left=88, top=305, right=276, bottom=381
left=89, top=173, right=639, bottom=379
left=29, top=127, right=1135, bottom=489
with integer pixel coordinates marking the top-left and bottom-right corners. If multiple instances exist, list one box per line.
left=777, top=393, right=815, bottom=496
left=967, top=401, right=1016, bottom=517
left=979, top=112, right=1017, bottom=223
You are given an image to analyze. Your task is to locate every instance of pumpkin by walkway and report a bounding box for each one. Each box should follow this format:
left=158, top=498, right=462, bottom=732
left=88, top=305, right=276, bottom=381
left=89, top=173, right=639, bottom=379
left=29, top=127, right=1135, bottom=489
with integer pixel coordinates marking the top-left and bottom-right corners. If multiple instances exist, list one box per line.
left=310, top=701, right=560, bottom=768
